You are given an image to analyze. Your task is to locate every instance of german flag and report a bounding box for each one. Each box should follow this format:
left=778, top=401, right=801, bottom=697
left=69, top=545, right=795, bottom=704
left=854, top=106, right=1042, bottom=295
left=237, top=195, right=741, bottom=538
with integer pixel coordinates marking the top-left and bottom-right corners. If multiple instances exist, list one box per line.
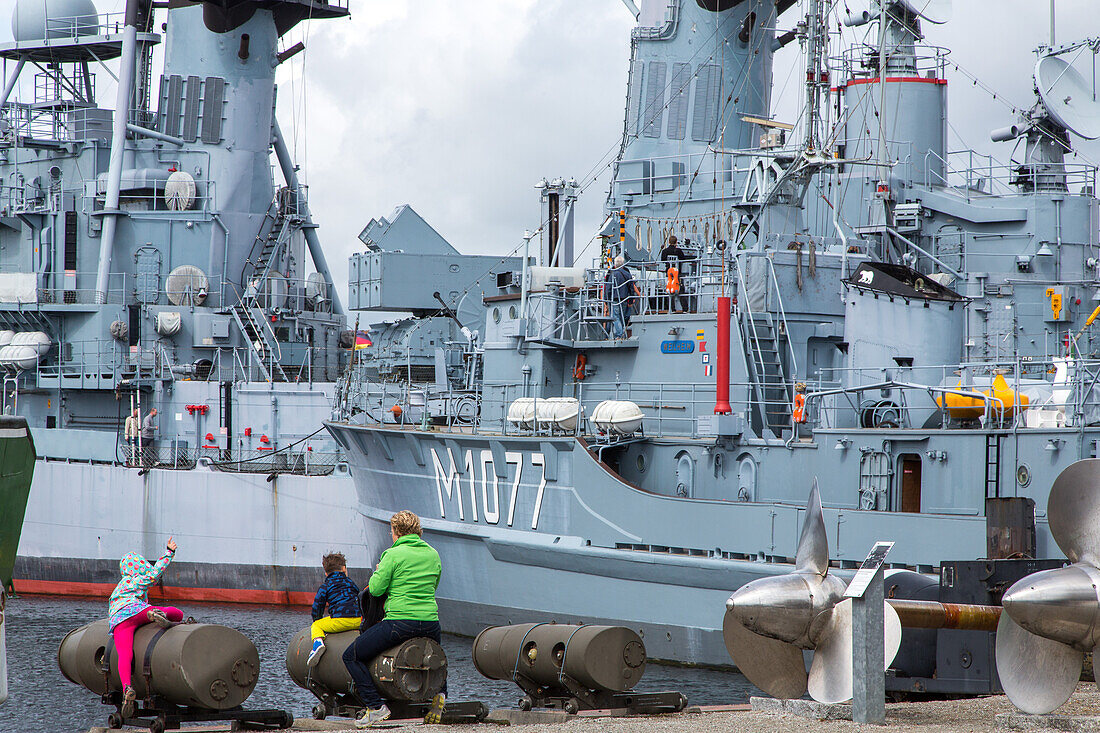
left=353, top=330, right=372, bottom=350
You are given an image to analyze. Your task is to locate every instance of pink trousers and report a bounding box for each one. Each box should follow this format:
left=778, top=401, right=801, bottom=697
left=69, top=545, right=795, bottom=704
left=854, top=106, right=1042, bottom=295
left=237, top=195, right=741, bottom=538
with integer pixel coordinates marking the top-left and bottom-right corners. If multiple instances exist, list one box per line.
left=112, top=605, right=184, bottom=688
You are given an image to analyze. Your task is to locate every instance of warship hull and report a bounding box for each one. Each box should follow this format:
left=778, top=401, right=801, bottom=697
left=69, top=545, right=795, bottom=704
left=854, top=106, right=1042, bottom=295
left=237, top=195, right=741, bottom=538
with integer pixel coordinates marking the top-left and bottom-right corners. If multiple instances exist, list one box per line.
left=14, top=429, right=366, bottom=606
left=327, top=421, right=1077, bottom=666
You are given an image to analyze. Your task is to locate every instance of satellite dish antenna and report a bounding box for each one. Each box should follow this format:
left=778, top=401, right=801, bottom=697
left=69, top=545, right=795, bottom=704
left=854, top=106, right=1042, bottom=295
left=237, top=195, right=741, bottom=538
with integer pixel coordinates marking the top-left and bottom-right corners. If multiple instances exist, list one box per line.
left=897, top=0, right=952, bottom=24
left=1035, top=55, right=1100, bottom=140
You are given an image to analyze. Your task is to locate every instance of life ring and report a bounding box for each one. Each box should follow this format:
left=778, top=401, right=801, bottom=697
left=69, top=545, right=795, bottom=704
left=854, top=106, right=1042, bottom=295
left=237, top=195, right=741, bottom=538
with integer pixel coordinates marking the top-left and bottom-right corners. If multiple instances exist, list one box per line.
left=665, top=266, right=681, bottom=294
left=573, top=353, right=587, bottom=381
left=792, top=393, right=806, bottom=423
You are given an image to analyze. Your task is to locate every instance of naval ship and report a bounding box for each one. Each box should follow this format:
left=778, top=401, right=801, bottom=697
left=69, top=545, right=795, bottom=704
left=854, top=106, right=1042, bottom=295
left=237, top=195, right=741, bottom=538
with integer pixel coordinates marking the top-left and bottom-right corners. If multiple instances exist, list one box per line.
left=4, top=0, right=369, bottom=602
left=328, top=0, right=1100, bottom=666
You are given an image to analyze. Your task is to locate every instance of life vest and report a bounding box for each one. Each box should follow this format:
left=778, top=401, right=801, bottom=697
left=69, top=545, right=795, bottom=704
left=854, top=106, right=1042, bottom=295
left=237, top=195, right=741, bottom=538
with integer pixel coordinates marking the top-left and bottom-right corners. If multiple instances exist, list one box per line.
left=665, top=265, right=681, bottom=294
left=792, top=393, right=806, bottom=423
left=573, top=353, right=587, bottom=381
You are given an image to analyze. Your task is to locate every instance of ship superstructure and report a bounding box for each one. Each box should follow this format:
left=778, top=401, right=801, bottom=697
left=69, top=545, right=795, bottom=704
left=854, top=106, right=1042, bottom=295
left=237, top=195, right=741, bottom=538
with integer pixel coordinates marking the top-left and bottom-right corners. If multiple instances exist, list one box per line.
left=330, top=0, right=1100, bottom=667
left=5, top=0, right=367, bottom=598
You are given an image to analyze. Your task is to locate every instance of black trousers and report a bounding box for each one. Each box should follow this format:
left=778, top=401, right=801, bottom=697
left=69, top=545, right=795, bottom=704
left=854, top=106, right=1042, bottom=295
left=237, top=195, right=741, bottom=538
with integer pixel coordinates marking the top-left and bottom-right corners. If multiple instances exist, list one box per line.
left=342, top=619, right=445, bottom=707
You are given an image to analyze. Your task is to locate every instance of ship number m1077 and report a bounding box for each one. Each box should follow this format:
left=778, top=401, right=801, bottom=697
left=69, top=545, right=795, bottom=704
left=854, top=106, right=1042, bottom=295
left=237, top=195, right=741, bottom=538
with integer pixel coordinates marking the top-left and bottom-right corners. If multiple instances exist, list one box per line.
left=431, top=448, right=547, bottom=529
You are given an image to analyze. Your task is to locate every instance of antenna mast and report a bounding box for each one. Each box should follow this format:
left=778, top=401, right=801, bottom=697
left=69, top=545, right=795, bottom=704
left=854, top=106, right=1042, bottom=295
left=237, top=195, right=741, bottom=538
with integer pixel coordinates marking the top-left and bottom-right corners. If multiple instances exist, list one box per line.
left=803, top=0, right=829, bottom=151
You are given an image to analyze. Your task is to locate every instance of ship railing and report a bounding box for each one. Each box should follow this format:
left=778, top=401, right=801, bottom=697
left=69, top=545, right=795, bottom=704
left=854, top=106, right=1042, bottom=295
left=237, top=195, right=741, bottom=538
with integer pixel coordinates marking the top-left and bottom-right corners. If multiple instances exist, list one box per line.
left=36, top=333, right=161, bottom=389
left=119, top=443, right=341, bottom=475
left=829, top=44, right=951, bottom=83
left=1, top=103, right=116, bottom=146
left=484, top=380, right=789, bottom=440
left=804, top=358, right=1100, bottom=431
left=79, top=181, right=217, bottom=216
left=36, top=272, right=131, bottom=305
left=574, top=255, right=732, bottom=335
left=924, top=149, right=1098, bottom=196
left=39, top=11, right=127, bottom=41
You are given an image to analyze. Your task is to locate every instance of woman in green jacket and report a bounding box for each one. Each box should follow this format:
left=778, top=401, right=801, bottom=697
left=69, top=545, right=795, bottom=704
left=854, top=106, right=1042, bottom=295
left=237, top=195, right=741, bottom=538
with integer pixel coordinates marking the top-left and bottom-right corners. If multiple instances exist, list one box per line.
left=344, top=510, right=444, bottom=727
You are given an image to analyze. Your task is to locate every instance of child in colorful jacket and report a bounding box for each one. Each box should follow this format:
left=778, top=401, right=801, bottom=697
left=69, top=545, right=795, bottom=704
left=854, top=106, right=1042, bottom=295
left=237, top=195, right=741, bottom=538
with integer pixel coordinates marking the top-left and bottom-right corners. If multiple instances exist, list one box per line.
left=107, top=537, right=185, bottom=718
left=307, top=552, right=362, bottom=666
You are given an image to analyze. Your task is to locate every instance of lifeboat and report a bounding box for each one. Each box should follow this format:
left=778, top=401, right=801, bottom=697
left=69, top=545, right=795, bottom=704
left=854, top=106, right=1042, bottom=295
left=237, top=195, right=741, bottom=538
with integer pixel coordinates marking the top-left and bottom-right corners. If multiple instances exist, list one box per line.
left=937, top=374, right=1029, bottom=419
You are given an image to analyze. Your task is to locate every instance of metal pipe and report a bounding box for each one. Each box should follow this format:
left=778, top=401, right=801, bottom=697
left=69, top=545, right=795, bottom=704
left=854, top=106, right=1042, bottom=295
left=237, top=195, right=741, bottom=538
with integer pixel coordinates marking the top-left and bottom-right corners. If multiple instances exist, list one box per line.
left=94, top=0, right=142, bottom=304
left=887, top=599, right=1001, bottom=631
left=126, top=122, right=183, bottom=147
left=0, top=59, right=26, bottom=109
left=715, top=296, right=732, bottom=414
left=271, top=120, right=344, bottom=316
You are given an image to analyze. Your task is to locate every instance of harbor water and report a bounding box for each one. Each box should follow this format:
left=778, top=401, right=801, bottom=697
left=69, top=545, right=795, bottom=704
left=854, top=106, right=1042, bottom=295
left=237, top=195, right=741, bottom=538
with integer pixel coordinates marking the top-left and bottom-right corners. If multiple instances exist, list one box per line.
left=0, top=596, right=759, bottom=733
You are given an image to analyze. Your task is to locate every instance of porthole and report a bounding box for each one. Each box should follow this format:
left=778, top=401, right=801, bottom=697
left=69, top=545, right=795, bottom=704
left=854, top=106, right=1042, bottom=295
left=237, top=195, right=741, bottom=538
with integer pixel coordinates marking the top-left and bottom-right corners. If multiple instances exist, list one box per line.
left=1016, top=464, right=1032, bottom=488
left=636, top=453, right=647, bottom=473
left=509, top=305, right=518, bottom=319
left=492, top=307, right=501, bottom=324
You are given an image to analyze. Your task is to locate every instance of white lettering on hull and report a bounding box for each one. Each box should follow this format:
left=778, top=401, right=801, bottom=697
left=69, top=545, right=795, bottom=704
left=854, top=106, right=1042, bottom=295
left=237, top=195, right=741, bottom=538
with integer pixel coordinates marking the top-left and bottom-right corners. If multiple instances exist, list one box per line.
left=431, top=447, right=546, bottom=529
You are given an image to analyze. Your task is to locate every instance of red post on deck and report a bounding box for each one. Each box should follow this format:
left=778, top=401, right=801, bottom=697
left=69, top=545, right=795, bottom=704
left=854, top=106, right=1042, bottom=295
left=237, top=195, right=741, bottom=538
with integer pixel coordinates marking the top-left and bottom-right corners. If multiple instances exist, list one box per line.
left=715, top=296, right=732, bottom=414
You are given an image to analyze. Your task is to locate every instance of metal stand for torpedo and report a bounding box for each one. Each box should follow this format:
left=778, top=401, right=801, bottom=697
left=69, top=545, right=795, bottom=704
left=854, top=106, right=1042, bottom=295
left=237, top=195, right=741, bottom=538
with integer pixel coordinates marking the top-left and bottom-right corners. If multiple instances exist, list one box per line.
left=844, top=541, right=894, bottom=725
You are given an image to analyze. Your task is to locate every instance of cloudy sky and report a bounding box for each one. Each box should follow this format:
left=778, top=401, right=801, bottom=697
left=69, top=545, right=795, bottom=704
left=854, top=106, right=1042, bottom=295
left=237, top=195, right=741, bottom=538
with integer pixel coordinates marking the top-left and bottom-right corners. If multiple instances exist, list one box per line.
left=6, top=0, right=1100, bottom=294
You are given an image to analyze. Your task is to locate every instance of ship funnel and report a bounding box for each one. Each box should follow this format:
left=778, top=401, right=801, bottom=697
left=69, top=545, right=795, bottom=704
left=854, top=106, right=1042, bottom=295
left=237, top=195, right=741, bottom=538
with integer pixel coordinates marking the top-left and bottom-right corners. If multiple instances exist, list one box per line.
left=995, top=459, right=1100, bottom=714
left=722, top=479, right=902, bottom=703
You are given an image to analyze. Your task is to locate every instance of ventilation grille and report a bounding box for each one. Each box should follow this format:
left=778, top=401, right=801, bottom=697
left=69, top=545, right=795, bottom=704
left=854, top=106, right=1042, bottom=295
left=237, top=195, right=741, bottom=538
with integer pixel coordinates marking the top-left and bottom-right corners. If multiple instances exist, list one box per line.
left=158, top=74, right=227, bottom=144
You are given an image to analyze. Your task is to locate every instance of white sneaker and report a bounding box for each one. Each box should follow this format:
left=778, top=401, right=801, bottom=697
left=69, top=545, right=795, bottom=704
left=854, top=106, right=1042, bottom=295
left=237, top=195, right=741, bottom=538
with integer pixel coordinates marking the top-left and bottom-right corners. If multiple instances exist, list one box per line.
left=306, top=638, right=325, bottom=667
left=355, top=704, right=391, bottom=728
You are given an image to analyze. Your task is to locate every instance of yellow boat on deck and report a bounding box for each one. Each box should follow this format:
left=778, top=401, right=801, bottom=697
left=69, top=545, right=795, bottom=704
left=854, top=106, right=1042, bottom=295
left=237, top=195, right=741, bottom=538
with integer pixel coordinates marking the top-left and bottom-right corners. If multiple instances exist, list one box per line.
left=937, top=374, right=1030, bottom=419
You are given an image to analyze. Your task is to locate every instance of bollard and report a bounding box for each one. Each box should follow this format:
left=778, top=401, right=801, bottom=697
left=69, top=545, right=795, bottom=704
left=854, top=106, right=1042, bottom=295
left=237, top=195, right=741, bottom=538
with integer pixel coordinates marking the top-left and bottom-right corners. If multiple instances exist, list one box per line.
left=58, top=619, right=259, bottom=710
left=286, top=628, right=446, bottom=704
left=473, top=623, right=645, bottom=693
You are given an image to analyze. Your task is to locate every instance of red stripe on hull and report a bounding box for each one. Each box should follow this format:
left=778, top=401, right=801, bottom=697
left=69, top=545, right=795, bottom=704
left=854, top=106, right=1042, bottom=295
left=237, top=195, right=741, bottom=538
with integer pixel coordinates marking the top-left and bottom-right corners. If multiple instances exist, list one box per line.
left=13, top=578, right=313, bottom=606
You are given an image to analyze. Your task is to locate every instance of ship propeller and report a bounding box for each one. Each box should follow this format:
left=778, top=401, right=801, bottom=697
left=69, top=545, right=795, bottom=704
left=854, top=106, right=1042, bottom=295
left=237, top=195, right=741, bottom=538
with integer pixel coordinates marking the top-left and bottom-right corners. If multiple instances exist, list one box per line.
left=996, top=459, right=1100, bottom=714
left=722, top=478, right=901, bottom=703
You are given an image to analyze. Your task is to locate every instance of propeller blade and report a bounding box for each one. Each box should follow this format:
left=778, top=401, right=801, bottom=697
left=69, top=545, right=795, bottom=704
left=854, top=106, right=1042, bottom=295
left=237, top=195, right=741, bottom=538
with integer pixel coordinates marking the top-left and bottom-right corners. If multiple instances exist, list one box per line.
left=722, top=608, right=807, bottom=699
left=795, top=477, right=829, bottom=576
left=806, top=599, right=902, bottom=704
left=1047, top=459, right=1100, bottom=566
left=995, top=611, right=1083, bottom=715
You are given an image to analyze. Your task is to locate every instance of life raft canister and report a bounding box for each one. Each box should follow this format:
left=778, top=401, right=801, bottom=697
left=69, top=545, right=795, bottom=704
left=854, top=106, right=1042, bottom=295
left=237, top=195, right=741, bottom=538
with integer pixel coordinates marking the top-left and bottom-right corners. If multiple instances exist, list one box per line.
left=665, top=265, right=680, bottom=294
left=792, top=393, right=806, bottom=423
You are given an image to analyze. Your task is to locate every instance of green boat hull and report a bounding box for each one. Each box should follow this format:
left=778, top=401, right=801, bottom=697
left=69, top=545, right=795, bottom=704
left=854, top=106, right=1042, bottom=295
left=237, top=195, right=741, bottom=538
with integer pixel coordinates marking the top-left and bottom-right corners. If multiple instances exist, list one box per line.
left=0, top=417, right=35, bottom=594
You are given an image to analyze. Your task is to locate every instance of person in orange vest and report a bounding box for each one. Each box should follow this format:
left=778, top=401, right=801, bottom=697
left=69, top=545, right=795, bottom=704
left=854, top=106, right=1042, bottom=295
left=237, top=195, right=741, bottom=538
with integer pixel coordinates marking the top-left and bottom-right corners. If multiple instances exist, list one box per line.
left=659, top=235, right=689, bottom=313
left=792, top=382, right=807, bottom=424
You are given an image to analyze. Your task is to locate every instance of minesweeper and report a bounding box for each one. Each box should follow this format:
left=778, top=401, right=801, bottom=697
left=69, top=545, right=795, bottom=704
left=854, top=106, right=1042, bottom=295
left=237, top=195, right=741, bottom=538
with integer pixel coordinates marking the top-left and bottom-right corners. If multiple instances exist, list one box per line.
left=328, top=0, right=1100, bottom=667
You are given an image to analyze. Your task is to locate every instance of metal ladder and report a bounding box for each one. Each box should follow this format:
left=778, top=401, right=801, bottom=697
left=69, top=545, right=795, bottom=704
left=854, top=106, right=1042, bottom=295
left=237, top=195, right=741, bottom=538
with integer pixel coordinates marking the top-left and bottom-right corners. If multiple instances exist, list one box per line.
left=230, top=300, right=286, bottom=383
left=243, top=189, right=300, bottom=287
left=742, top=312, right=791, bottom=436
left=985, top=433, right=1002, bottom=499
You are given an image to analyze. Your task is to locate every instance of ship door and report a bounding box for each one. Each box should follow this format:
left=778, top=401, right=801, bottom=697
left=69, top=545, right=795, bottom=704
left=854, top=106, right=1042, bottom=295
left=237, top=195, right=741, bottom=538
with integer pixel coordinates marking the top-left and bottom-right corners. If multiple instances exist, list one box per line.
left=858, top=451, right=891, bottom=510
left=899, top=454, right=922, bottom=513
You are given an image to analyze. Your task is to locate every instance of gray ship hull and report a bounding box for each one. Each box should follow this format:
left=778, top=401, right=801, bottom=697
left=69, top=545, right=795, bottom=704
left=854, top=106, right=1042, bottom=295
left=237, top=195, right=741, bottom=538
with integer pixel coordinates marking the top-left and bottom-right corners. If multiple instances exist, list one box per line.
left=14, top=451, right=368, bottom=605
left=328, top=421, right=1070, bottom=666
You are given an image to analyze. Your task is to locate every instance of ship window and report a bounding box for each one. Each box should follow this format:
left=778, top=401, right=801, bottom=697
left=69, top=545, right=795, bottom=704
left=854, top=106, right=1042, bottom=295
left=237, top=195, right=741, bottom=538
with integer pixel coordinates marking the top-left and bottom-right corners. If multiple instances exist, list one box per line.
left=509, top=305, right=517, bottom=319
left=636, top=453, right=647, bottom=473
left=492, top=307, right=501, bottom=324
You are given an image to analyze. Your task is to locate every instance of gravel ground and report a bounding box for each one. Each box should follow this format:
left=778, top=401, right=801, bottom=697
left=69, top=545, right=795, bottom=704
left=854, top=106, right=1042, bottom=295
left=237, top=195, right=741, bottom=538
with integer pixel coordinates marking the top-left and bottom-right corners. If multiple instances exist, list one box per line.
left=88, top=687, right=1100, bottom=733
